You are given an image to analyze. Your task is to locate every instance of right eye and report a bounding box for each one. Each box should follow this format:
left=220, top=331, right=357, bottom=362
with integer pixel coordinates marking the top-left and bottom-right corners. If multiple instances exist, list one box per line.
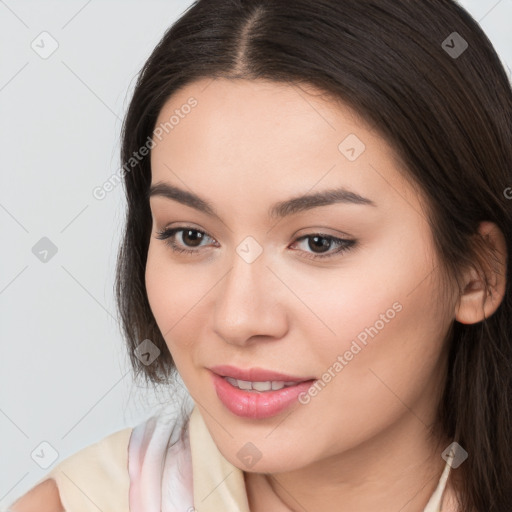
left=155, top=226, right=217, bottom=255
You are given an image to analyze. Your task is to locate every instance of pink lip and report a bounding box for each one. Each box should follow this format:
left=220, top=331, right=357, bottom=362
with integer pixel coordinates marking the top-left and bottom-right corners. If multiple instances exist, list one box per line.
left=209, top=367, right=317, bottom=419
left=209, top=364, right=315, bottom=382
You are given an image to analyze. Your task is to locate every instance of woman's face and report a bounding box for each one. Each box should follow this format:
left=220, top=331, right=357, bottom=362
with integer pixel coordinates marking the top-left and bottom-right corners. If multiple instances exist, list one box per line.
left=146, top=78, right=457, bottom=473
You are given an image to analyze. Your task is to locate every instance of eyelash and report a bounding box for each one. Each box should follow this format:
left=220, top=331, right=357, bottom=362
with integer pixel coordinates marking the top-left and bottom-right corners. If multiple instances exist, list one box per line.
left=155, top=226, right=356, bottom=261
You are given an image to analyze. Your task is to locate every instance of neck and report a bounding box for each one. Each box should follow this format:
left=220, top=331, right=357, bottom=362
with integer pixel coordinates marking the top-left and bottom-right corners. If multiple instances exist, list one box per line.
left=244, top=413, right=454, bottom=512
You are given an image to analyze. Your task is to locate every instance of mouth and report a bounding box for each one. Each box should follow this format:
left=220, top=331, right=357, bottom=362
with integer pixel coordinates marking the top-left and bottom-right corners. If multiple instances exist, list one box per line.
left=209, top=364, right=316, bottom=383
left=209, top=365, right=317, bottom=419
left=223, top=377, right=306, bottom=392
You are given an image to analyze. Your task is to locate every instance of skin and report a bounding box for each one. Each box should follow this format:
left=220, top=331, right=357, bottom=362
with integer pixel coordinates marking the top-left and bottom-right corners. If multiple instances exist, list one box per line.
left=9, top=478, right=63, bottom=512
left=145, top=77, right=507, bottom=512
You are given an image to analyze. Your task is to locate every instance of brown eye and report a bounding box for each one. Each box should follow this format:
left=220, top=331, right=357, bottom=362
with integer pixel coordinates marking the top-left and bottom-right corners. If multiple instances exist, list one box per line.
left=180, top=229, right=205, bottom=247
left=155, top=227, right=215, bottom=254
left=291, top=234, right=356, bottom=261
left=306, top=235, right=332, bottom=253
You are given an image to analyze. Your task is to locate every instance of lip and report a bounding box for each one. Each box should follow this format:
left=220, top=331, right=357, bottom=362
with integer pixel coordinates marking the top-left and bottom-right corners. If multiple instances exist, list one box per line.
left=209, top=364, right=316, bottom=382
left=209, top=367, right=317, bottom=419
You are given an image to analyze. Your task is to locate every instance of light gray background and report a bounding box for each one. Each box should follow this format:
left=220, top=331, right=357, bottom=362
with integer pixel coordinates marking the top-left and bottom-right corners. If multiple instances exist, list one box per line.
left=1, top=0, right=511, bottom=508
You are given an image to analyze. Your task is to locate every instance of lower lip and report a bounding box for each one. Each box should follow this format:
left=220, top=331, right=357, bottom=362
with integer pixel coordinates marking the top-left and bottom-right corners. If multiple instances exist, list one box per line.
left=211, top=372, right=316, bottom=419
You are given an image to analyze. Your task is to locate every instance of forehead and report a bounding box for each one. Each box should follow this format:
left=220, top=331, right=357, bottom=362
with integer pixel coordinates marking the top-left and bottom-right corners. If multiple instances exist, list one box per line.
left=149, top=78, right=420, bottom=215
left=153, top=77, right=374, bottom=153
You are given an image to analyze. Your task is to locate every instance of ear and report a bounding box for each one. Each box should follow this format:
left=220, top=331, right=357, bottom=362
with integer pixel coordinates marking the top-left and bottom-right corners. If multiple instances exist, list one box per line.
left=455, top=221, right=508, bottom=324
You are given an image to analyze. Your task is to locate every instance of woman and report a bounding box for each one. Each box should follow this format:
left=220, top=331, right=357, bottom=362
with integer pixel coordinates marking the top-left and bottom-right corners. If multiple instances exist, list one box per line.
left=9, top=0, right=512, bottom=511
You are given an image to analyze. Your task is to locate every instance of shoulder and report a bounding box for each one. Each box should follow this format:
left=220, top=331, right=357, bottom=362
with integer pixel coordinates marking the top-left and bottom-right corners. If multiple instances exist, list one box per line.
left=8, top=478, right=63, bottom=512
left=7, top=427, right=133, bottom=512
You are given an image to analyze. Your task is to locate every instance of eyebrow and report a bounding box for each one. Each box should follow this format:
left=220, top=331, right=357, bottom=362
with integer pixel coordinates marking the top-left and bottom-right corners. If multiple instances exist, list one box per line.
left=148, top=182, right=376, bottom=220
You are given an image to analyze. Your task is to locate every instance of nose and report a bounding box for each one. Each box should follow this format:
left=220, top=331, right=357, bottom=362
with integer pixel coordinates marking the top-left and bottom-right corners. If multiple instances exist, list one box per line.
left=213, top=248, right=289, bottom=347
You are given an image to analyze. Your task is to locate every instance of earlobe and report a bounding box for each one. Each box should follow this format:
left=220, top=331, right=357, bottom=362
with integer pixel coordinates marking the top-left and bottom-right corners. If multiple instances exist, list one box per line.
left=454, top=221, right=508, bottom=325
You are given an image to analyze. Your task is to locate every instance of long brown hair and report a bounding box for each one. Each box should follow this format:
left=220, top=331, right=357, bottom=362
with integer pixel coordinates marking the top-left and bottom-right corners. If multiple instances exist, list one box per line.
left=115, top=1, right=512, bottom=510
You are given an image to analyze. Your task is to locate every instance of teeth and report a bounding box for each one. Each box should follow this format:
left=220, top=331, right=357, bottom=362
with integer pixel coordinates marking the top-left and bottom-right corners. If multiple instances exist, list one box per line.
left=253, top=381, right=272, bottom=391
left=225, top=377, right=238, bottom=386
left=237, top=379, right=252, bottom=390
left=224, top=377, right=300, bottom=392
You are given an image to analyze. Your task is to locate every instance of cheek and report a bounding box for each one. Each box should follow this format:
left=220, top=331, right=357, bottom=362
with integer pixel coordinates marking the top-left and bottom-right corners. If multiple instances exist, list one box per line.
left=145, top=243, right=213, bottom=356
left=145, top=245, right=190, bottom=344
left=294, top=232, right=449, bottom=418
left=145, top=246, right=173, bottom=328
left=283, top=230, right=436, bottom=358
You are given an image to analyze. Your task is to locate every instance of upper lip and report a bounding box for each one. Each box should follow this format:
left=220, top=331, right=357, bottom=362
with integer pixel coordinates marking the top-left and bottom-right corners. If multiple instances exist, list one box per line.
left=209, top=365, right=316, bottom=382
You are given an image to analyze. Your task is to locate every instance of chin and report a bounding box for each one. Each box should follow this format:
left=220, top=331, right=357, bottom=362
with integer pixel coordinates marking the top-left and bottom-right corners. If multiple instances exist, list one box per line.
left=216, top=438, right=316, bottom=475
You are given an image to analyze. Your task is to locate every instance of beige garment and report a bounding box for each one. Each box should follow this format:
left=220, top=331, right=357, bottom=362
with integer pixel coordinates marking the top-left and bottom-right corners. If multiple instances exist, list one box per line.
left=189, top=407, right=250, bottom=511
left=14, top=407, right=457, bottom=511
left=29, top=427, right=132, bottom=512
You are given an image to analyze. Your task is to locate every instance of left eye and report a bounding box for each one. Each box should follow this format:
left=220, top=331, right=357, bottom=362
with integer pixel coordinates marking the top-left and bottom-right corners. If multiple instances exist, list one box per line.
left=155, top=227, right=356, bottom=260
left=291, top=234, right=356, bottom=260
